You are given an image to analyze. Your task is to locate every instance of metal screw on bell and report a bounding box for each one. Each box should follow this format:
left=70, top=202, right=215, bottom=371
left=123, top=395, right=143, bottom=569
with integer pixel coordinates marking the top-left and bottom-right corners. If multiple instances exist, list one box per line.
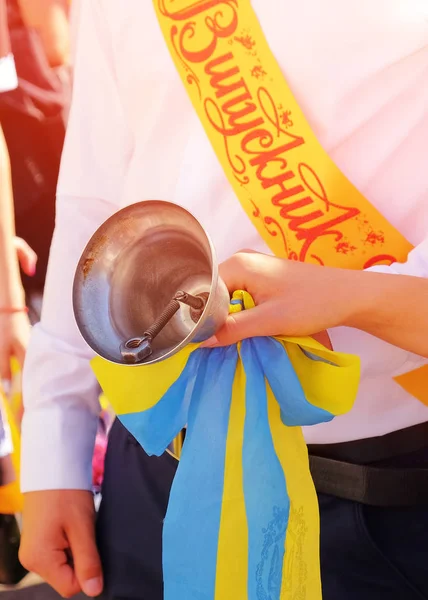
left=119, top=291, right=207, bottom=364
left=72, top=200, right=230, bottom=365
left=120, top=335, right=153, bottom=364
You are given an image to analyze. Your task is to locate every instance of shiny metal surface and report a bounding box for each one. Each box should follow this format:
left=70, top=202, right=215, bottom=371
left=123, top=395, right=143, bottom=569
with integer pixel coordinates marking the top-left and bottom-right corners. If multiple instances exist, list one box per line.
left=73, top=200, right=230, bottom=365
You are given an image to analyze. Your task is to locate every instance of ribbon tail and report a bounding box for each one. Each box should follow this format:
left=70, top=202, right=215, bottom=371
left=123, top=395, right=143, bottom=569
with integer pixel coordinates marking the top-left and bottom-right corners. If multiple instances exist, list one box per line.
left=163, top=346, right=239, bottom=600
left=240, top=339, right=290, bottom=600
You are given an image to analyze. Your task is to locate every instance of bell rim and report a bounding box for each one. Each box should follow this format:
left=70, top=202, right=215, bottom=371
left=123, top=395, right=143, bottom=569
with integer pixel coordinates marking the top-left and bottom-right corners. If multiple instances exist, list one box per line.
left=72, top=199, right=220, bottom=366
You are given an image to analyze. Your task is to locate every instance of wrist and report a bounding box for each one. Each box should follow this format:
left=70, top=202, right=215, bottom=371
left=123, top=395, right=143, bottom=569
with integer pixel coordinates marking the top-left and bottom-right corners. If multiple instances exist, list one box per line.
left=0, top=306, right=28, bottom=315
left=0, top=286, right=26, bottom=309
left=339, top=270, right=388, bottom=331
left=0, top=261, right=26, bottom=307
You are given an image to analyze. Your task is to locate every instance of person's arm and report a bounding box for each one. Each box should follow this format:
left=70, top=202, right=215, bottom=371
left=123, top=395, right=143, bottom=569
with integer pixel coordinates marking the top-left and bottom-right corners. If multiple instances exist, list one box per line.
left=18, top=0, right=134, bottom=597
left=339, top=253, right=428, bottom=357
left=0, top=123, right=25, bottom=308
left=16, top=0, right=70, bottom=67
left=201, top=241, right=428, bottom=360
left=0, top=123, right=34, bottom=380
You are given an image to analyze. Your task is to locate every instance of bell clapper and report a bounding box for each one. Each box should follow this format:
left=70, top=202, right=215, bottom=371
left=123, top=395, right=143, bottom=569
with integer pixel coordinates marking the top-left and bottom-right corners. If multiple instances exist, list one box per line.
left=120, top=290, right=207, bottom=364
left=174, top=291, right=205, bottom=310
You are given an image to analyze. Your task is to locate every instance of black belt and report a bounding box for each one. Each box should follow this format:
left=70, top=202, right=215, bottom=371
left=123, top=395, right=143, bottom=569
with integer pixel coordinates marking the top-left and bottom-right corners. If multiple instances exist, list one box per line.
left=308, top=421, right=428, bottom=507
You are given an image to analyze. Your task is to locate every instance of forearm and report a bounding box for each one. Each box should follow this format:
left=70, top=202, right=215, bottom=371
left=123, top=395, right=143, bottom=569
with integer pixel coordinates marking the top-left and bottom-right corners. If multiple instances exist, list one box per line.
left=0, top=124, right=24, bottom=308
left=338, top=269, right=428, bottom=358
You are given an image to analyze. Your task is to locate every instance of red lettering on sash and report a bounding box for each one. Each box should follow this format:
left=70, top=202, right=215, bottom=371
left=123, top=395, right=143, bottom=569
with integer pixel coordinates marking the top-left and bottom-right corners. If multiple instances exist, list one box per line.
left=159, top=0, right=237, bottom=21
left=176, top=3, right=238, bottom=63
left=205, top=53, right=242, bottom=98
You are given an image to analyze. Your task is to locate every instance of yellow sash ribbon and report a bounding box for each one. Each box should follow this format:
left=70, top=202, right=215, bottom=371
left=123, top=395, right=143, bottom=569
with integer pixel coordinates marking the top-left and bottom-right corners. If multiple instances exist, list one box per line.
left=0, top=362, right=24, bottom=514
left=153, top=0, right=426, bottom=401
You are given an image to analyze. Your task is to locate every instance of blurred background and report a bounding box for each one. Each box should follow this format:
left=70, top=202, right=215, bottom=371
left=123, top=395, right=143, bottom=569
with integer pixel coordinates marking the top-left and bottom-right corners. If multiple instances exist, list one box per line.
left=0, top=1, right=111, bottom=596
left=0, top=574, right=85, bottom=599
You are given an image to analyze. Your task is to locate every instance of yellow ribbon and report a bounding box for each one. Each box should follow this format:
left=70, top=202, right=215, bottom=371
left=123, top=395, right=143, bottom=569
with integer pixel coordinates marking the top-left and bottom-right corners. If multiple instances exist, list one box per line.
left=0, top=361, right=24, bottom=514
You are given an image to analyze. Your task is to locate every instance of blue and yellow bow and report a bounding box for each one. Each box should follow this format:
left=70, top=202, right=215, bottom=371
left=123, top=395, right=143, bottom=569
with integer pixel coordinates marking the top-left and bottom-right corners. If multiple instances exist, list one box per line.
left=92, top=291, right=360, bottom=600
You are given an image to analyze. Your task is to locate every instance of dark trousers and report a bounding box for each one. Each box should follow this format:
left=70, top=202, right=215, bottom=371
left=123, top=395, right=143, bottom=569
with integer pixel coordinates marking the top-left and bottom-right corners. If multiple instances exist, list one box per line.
left=97, top=420, right=428, bottom=600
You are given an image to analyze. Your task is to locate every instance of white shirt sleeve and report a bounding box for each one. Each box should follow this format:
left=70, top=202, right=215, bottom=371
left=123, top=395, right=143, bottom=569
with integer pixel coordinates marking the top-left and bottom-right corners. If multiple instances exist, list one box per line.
left=20, top=0, right=134, bottom=492
left=328, top=237, right=428, bottom=378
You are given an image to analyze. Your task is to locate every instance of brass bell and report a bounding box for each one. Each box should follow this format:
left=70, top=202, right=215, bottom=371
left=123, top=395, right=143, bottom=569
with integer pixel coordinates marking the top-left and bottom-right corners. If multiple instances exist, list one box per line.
left=72, top=200, right=230, bottom=365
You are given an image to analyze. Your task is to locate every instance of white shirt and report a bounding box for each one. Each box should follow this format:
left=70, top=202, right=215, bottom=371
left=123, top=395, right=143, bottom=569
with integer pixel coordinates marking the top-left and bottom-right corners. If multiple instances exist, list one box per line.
left=21, top=0, right=428, bottom=492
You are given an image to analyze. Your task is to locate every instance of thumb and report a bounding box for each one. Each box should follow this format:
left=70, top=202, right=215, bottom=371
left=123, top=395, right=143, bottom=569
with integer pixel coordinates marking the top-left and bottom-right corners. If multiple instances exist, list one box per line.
left=67, top=516, right=103, bottom=597
left=201, top=304, right=274, bottom=347
left=14, top=237, right=38, bottom=277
